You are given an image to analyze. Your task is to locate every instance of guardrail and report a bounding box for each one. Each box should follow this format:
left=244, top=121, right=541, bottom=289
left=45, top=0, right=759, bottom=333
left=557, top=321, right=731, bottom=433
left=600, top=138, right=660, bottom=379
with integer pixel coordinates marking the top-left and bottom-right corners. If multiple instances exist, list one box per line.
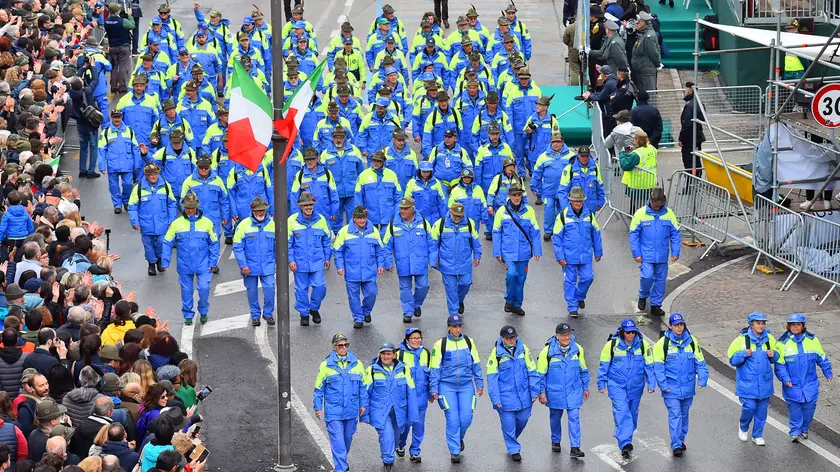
left=669, top=170, right=733, bottom=259
left=740, top=0, right=827, bottom=24
left=799, top=210, right=840, bottom=304
left=751, top=194, right=805, bottom=290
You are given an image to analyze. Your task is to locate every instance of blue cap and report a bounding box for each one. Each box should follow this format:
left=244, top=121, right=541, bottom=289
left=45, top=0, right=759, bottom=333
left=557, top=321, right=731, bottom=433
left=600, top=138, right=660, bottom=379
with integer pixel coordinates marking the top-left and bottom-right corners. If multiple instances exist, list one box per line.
left=243, top=17, right=254, bottom=26
left=178, top=47, right=188, bottom=55
left=404, top=327, right=422, bottom=338
left=787, top=313, right=806, bottom=324
left=343, top=36, right=353, bottom=44
left=385, top=67, right=397, bottom=75
left=375, top=97, right=390, bottom=107
left=150, top=37, right=161, bottom=45
left=151, top=18, right=162, bottom=25
left=447, top=314, right=463, bottom=326
left=379, top=342, right=396, bottom=353
left=196, top=28, right=207, bottom=37
left=419, top=71, right=435, bottom=82
left=197, top=22, right=208, bottom=30
left=620, top=318, right=639, bottom=333
left=748, top=312, right=768, bottom=323
left=421, top=60, right=433, bottom=69
left=385, top=35, right=395, bottom=43
left=426, top=37, right=436, bottom=47
left=669, top=313, right=685, bottom=326
left=419, top=161, right=433, bottom=171
left=294, top=20, right=307, bottom=29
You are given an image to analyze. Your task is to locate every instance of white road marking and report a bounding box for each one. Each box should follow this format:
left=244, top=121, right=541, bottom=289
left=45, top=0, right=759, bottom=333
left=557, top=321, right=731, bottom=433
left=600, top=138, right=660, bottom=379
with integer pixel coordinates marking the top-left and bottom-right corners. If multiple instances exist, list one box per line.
left=314, top=0, right=341, bottom=30
left=255, top=326, right=334, bottom=467
left=636, top=433, right=673, bottom=458
left=181, top=321, right=195, bottom=358
left=213, top=279, right=246, bottom=296
left=590, top=444, right=632, bottom=471
left=667, top=262, right=690, bottom=281
left=320, top=30, right=339, bottom=57
left=707, top=378, right=840, bottom=466
left=198, top=313, right=253, bottom=336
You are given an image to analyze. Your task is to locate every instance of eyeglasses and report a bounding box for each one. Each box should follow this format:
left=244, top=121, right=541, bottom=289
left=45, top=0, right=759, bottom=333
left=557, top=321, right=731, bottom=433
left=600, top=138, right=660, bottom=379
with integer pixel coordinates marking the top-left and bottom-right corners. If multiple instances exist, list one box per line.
left=334, top=343, right=350, bottom=348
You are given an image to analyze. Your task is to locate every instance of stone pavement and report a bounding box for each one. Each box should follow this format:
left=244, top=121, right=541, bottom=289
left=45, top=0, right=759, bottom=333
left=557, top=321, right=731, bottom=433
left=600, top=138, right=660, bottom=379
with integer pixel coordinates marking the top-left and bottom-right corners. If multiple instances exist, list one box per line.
left=667, top=256, right=840, bottom=440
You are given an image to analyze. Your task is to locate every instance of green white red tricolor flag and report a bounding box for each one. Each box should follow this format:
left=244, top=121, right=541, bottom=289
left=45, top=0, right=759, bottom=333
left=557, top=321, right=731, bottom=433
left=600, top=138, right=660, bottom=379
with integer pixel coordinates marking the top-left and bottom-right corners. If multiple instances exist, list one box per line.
left=228, top=61, right=274, bottom=172
left=273, top=59, right=327, bottom=163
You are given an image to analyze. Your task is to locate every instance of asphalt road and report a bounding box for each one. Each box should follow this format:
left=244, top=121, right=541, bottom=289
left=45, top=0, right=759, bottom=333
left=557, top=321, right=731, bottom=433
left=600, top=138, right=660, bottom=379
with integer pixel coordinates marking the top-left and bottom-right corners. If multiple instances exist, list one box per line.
left=62, top=0, right=840, bottom=470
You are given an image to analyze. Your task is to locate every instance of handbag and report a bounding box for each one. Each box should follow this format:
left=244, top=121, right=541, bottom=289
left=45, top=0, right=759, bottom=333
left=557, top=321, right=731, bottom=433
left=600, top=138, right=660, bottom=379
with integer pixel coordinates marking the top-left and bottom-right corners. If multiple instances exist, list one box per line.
left=81, top=91, right=103, bottom=127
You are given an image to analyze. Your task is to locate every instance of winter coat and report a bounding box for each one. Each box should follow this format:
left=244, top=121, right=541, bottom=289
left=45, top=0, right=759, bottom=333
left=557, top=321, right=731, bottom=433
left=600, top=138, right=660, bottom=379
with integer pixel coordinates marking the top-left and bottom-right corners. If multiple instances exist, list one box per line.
left=383, top=214, right=436, bottom=276
left=431, top=214, right=481, bottom=275
left=362, top=359, right=419, bottom=430
left=232, top=216, right=276, bottom=276
left=653, top=329, right=709, bottom=399
left=312, top=351, right=369, bottom=421
left=774, top=331, right=833, bottom=403
left=429, top=334, right=484, bottom=392
left=597, top=333, right=656, bottom=400
left=728, top=328, right=779, bottom=400
left=332, top=221, right=387, bottom=282
left=628, top=204, right=681, bottom=263
left=551, top=207, right=603, bottom=264
left=287, top=212, right=332, bottom=273
left=162, top=211, right=219, bottom=274
left=486, top=338, right=540, bottom=411
left=492, top=202, right=542, bottom=262
left=537, top=336, right=590, bottom=410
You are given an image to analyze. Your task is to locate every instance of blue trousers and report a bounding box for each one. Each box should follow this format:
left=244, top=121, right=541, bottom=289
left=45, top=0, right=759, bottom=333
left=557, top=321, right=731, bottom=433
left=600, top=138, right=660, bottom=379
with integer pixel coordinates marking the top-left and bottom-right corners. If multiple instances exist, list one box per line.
left=376, top=409, right=400, bottom=464
left=293, top=270, right=326, bottom=317
left=639, top=261, right=669, bottom=307
left=438, top=382, right=475, bottom=454
left=611, top=395, right=641, bottom=448
left=542, top=196, right=562, bottom=234
left=244, top=274, right=275, bottom=320
left=788, top=398, right=818, bottom=437
left=563, top=263, right=594, bottom=312
left=179, top=271, right=211, bottom=319
left=498, top=406, right=532, bottom=454
left=398, top=399, right=428, bottom=455
left=399, top=274, right=429, bottom=316
left=332, top=196, right=355, bottom=232
left=222, top=219, right=234, bottom=238
left=78, top=128, right=99, bottom=174
left=664, top=397, right=694, bottom=450
left=141, top=234, right=165, bottom=263
left=505, top=260, right=529, bottom=307
left=550, top=408, right=581, bottom=447
left=96, top=95, right=110, bottom=128
left=739, top=397, right=770, bottom=438
left=512, top=132, right=526, bottom=174
left=326, top=419, right=357, bottom=472
left=442, top=273, right=472, bottom=315
left=107, top=171, right=134, bottom=208
left=345, top=280, right=377, bottom=322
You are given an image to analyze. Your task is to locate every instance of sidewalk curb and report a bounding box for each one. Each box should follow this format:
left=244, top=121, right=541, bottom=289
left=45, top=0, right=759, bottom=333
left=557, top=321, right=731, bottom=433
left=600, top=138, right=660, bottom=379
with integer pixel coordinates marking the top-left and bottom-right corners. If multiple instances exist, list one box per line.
left=662, top=254, right=840, bottom=447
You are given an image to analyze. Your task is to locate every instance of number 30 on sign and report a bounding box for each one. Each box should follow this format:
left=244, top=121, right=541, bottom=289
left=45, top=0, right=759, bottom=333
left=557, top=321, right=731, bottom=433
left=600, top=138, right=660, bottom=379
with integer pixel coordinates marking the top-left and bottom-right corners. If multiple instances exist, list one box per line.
left=813, top=84, right=840, bottom=128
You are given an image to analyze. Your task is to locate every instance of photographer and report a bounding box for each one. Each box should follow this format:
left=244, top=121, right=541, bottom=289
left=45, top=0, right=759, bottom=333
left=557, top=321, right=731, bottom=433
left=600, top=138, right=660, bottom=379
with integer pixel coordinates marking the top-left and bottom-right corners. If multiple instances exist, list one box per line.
left=67, top=76, right=100, bottom=179
left=103, top=2, right=135, bottom=94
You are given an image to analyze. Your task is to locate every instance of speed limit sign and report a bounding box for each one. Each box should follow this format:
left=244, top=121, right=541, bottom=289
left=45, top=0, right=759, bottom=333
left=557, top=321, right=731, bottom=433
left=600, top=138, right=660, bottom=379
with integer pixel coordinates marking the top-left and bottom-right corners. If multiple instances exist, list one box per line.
left=812, top=84, right=840, bottom=128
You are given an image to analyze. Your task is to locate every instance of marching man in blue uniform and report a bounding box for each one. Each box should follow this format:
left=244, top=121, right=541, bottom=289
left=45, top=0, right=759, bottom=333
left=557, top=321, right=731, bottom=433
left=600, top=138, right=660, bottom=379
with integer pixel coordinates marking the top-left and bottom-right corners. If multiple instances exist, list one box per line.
left=383, top=197, right=437, bottom=324
left=653, top=313, right=709, bottom=456
left=128, top=164, right=178, bottom=276
left=598, top=318, right=656, bottom=458
left=395, top=328, right=431, bottom=463
left=98, top=109, right=142, bottom=214
left=552, top=187, right=603, bottom=318
left=313, top=333, right=369, bottom=472
left=233, top=197, right=276, bottom=327
left=486, top=325, right=540, bottom=462
left=728, top=312, right=780, bottom=446
left=429, top=315, right=483, bottom=463
left=537, top=322, right=589, bottom=458
left=774, top=313, right=833, bottom=442
left=288, top=192, right=333, bottom=327
left=362, top=342, right=419, bottom=472
left=432, top=203, right=482, bottom=317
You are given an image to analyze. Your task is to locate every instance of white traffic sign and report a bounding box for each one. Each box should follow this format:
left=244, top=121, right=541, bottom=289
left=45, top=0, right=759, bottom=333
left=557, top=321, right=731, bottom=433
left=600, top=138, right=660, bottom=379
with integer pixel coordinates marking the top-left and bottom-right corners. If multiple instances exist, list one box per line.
left=812, top=83, right=840, bottom=128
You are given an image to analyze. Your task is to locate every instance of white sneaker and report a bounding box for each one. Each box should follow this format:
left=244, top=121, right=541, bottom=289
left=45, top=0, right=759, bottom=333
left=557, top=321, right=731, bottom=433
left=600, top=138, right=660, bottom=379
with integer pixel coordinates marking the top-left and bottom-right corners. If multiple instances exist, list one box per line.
left=739, top=429, right=749, bottom=442
left=800, top=200, right=815, bottom=210
left=752, top=437, right=766, bottom=446
left=818, top=200, right=832, bottom=211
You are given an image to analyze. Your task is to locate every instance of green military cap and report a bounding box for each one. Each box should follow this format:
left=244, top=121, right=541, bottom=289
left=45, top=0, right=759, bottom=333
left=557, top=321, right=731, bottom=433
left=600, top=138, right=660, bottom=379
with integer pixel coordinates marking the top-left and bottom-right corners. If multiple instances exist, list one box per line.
left=537, top=96, right=552, bottom=106
left=304, top=147, right=319, bottom=159
left=370, top=150, right=386, bottom=162
left=498, top=16, right=511, bottom=26
left=568, top=187, right=587, bottom=201
left=191, top=64, right=205, bottom=75
left=222, top=131, right=229, bottom=142
left=382, top=55, right=395, bottom=66
left=144, top=163, right=161, bottom=175
left=16, top=141, right=31, bottom=152
left=424, top=80, right=438, bottom=91
left=382, top=3, right=395, bottom=13
left=505, top=3, right=518, bottom=12
left=14, top=55, right=28, bottom=67
left=158, top=3, right=171, bottom=13
left=251, top=9, right=264, bottom=20
left=352, top=206, right=367, bottom=218
left=488, top=121, right=501, bottom=134
left=512, top=58, right=526, bottom=69
left=451, top=202, right=465, bottom=216
left=503, top=156, right=516, bottom=168
left=287, top=56, right=301, bottom=67
left=517, top=67, right=531, bottom=79
left=108, top=3, right=121, bottom=13
left=461, top=36, right=473, bottom=47
left=297, top=192, right=316, bottom=205
left=341, top=22, right=354, bottom=32
left=49, top=424, right=75, bottom=443
left=503, top=33, right=515, bottom=43
left=469, top=51, right=482, bottom=61
left=467, top=7, right=479, bottom=17
left=486, top=91, right=500, bottom=104
left=140, top=52, right=155, bottom=62
left=392, top=128, right=407, bottom=140
left=181, top=193, right=200, bottom=209
left=217, top=105, right=229, bottom=116
left=508, top=182, right=524, bottom=195
left=399, top=196, right=415, bottom=208
left=132, top=73, right=149, bottom=85
left=327, top=101, right=339, bottom=111
left=466, top=79, right=480, bottom=87
left=251, top=196, right=270, bottom=211
left=436, top=90, right=449, bottom=101
left=170, top=128, right=185, bottom=142
left=457, top=16, right=468, bottom=26
left=650, top=187, right=667, bottom=205
left=162, top=98, right=176, bottom=111
left=293, top=4, right=305, bottom=14
left=196, top=155, right=212, bottom=167
left=337, top=85, right=351, bottom=97
left=333, top=56, right=346, bottom=67
left=237, top=31, right=249, bottom=41
left=550, top=132, right=564, bottom=143
left=184, top=81, right=198, bottom=91
left=287, top=67, right=299, bottom=77
left=332, top=125, right=346, bottom=137
left=85, top=36, right=99, bottom=47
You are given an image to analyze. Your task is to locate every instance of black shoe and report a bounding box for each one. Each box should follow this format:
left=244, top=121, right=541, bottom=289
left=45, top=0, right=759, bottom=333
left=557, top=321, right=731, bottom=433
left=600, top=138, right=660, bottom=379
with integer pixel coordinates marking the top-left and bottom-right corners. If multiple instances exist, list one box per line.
left=512, top=306, right=525, bottom=316
left=200, top=314, right=208, bottom=324
left=504, top=303, right=513, bottom=313
left=669, top=0, right=675, bottom=6
left=651, top=306, right=665, bottom=317
left=210, top=267, right=219, bottom=274
left=628, top=443, right=634, bottom=451
left=672, top=448, right=683, bottom=457
left=621, top=445, right=632, bottom=458
left=225, top=236, right=233, bottom=245
left=458, top=302, right=465, bottom=314
left=300, top=316, right=310, bottom=326
left=79, top=171, right=89, bottom=178
left=414, top=307, right=421, bottom=317
left=310, top=310, right=322, bottom=324
left=403, top=315, right=412, bottom=323
left=410, top=455, right=421, bottom=463
left=570, top=447, right=585, bottom=458
left=148, top=263, right=156, bottom=276
left=552, top=443, right=562, bottom=453
left=569, top=311, right=579, bottom=318
left=461, top=440, right=465, bottom=452
left=578, top=300, right=585, bottom=309
left=443, top=20, right=450, bottom=28
left=156, top=260, right=164, bottom=272
left=395, top=447, right=405, bottom=457
left=353, top=321, right=363, bottom=329
left=680, top=443, right=687, bottom=450
left=511, top=453, right=522, bottom=462
left=266, top=317, right=276, bottom=326
left=114, top=207, right=122, bottom=214
left=253, top=318, right=262, bottom=327
left=123, top=203, right=129, bottom=211
left=534, top=197, right=543, bottom=205
left=364, top=314, right=372, bottom=323
left=88, top=172, right=101, bottom=179
left=543, top=233, right=552, bottom=241
left=637, top=297, right=647, bottom=311
left=485, top=234, right=492, bottom=241
left=450, top=454, right=460, bottom=463
left=184, top=318, right=193, bottom=326
left=384, top=462, right=393, bottom=471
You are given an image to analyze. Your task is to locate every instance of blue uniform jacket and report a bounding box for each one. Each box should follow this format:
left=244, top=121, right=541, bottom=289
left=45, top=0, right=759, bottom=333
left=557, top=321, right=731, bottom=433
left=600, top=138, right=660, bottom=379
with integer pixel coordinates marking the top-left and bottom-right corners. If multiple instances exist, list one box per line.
left=233, top=216, right=275, bottom=276
left=229, top=164, right=274, bottom=218
left=117, top=93, right=159, bottom=146
left=492, top=202, right=542, bottom=262
left=551, top=207, right=603, bottom=265
left=181, top=169, right=229, bottom=226
left=430, top=333, right=484, bottom=392
left=313, top=351, right=369, bottom=421
left=354, top=167, right=402, bottom=226
left=729, top=328, right=779, bottom=400
left=628, top=204, right=682, bottom=263
left=162, top=211, right=219, bottom=274
left=333, top=221, right=387, bottom=282
left=558, top=159, right=606, bottom=212
left=432, top=214, right=481, bottom=275
left=774, top=331, right=833, bottom=403
left=98, top=124, right=141, bottom=174
left=321, top=145, right=365, bottom=199
left=406, top=175, right=448, bottom=223
left=597, top=334, right=656, bottom=400
left=487, top=338, right=540, bottom=411
left=362, top=359, right=419, bottom=430
left=128, top=179, right=177, bottom=234
left=384, top=145, right=418, bottom=191
left=653, top=329, right=709, bottom=400
left=288, top=212, right=332, bottom=273
left=538, top=336, right=590, bottom=410
left=357, top=111, right=399, bottom=157
left=383, top=214, right=436, bottom=276
left=398, top=342, right=431, bottom=400
left=530, top=147, right=573, bottom=197
left=150, top=145, right=196, bottom=199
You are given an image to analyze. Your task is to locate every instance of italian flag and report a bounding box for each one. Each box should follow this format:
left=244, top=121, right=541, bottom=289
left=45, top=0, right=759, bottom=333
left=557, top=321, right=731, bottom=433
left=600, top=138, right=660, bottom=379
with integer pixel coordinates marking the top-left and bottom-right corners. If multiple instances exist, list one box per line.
left=273, top=59, right=327, bottom=163
left=228, top=61, right=274, bottom=172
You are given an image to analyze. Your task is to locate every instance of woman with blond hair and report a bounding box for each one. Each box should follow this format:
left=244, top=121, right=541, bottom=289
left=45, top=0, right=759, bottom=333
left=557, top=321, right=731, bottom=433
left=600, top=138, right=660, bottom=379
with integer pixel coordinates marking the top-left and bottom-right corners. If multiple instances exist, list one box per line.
left=131, top=360, right=157, bottom=397
left=89, top=424, right=110, bottom=457
left=619, top=129, right=658, bottom=213
left=78, top=455, right=103, bottom=472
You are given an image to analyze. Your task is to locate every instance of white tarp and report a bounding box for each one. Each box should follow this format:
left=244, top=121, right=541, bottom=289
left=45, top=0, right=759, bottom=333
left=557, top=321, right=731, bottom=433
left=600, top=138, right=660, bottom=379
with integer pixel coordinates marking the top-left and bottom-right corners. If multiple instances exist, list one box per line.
left=698, top=19, right=840, bottom=64
left=769, top=124, right=840, bottom=190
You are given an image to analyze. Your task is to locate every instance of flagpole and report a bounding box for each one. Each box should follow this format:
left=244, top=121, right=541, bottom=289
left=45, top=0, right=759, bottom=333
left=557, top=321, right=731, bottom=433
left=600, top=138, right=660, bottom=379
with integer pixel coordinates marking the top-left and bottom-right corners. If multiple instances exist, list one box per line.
left=271, top=0, right=294, bottom=470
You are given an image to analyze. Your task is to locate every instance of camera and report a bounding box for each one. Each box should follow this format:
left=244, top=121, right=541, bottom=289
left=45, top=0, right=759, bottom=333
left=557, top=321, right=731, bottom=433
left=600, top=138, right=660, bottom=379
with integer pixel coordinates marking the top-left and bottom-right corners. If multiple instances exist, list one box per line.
left=526, top=122, right=537, bottom=132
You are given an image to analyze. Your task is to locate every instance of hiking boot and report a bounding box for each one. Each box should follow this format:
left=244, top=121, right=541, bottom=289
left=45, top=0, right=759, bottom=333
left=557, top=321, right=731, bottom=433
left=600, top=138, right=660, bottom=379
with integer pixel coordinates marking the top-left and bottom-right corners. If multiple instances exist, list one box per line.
left=578, top=300, right=585, bottom=309
left=570, top=447, right=585, bottom=458
left=225, top=236, right=233, bottom=245
left=450, top=454, right=460, bottom=463
left=621, top=445, right=632, bottom=458
left=680, top=443, right=687, bottom=451
left=672, top=448, right=683, bottom=457
left=543, top=233, right=551, bottom=241
left=790, top=435, right=800, bottom=443
left=88, top=172, right=101, bottom=179
left=266, top=317, right=275, bottom=326
left=123, top=203, right=129, bottom=211
left=403, top=315, right=413, bottom=323
left=114, top=207, right=122, bottom=214
left=364, top=314, right=372, bottom=323
left=569, top=311, right=579, bottom=318
left=384, top=462, right=393, bottom=471
left=409, top=455, right=421, bottom=463
left=460, top=440, right=465, bottom=452
left=534, top=197, right=543, bottom=205
left=252, top=318, right=261, bottom=327
left=504, top=303, right=513, bottom=313
left=651, top=306, right=665, bottom=317
left=458, top=302, right=465, bottom=314
left=512, top=306, right=525, bottom=316
left=414, top=307, right=421, bottom=317
left=156, top=260, right=165, bottom=272
left=485, top=234, right=492, bottom=241
left=148, top=263, right=156, bottom=276
left=637, top=297, right=647, bottom=311
left=184, top=318, right=193, bottom=326
left=199, top=314, right=208, bottom=324
left=395, top=447, right=405, bottom=457
left=511, top=453, right=522, bottom=462
left=310, top=310, right=322, bottom=324
left=552, top=443, right=561, bottom=453
left=353, top=322, right=363, bottom=329
left=300, top=316, right=309, bottom=326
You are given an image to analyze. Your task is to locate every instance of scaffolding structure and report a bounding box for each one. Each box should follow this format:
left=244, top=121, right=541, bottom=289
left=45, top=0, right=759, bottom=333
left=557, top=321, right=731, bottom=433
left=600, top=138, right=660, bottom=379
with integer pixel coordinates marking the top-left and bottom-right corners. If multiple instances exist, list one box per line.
left=679, top=8, right=840, bottom=303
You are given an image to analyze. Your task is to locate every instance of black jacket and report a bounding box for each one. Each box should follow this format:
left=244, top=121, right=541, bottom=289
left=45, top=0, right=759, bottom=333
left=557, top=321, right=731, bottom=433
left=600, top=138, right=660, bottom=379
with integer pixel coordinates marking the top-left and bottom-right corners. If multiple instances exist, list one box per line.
left=102, top=440, right=140, bottom=471
left=69, top=413, right=112, bottom=459
left=679, top=93, right=706, bottom=146
left=22, top=347, right=58, bottom=376
left=630, top=102, right=664, bottom=145
left=68, top=88, right=97, bottom=132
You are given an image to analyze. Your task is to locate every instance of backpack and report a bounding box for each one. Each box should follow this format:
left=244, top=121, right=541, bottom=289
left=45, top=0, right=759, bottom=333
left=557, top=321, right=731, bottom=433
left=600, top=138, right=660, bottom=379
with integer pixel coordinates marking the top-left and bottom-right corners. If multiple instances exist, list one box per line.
left=430, top=108, right=461, bottom=133
left=557, top=209, right=595, bottom=227
left=662, top=335, right=696, bottom=358
left=388, top=217, right=429, bottom=239
left=440, top=334, right=473, bottom=360
left=606, top=334, right=650, bottom=366
left=104, top=127, right=135, bottom=147
left=701, top=15, right=719, bottom=51
left=436, top=217, right=473, bottom=250
left=296, top=168, right=333, bottom=186
left=397, top=347, right=431, bottom=366
left=62, top=253, right=89, bottom=272
left=744, top=335, right=771, bottom=352
left=135, top=181, right=171, bottom=210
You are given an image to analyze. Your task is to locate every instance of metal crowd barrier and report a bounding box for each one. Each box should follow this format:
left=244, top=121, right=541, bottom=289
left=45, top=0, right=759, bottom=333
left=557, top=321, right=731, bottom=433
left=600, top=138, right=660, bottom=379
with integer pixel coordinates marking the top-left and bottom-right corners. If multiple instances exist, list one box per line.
left=751, top=194, right=805, bottom=291
left=799, top=211, right=840, bottom=304
left=669, top=170, right=733, bottom=259
left=741, top=0, right=825, bottom=23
